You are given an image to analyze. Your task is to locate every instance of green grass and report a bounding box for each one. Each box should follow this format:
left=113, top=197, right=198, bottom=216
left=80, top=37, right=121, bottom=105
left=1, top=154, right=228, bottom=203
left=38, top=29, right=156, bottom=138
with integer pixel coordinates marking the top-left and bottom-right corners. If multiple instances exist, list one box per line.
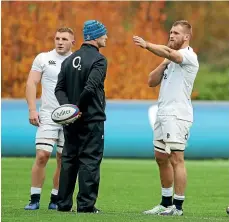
left=2, top=158, right=229, bottom=222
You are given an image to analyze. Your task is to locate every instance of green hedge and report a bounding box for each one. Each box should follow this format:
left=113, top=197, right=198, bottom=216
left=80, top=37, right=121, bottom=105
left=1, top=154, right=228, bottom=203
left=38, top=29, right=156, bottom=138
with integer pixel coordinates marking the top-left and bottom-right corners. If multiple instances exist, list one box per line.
left=193, top=65, right=229, bottom=100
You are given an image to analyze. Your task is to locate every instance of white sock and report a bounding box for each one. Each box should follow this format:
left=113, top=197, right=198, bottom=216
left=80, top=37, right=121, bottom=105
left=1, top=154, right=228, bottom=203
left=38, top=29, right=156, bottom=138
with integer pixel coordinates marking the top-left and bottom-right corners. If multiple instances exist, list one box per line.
left=174, top=194, right=185, bottom=200
left=51, top=189, right=58, bottom=196
left=31, top=187, right=42, bottom=195
left=162, top=187, right=173, bottom=197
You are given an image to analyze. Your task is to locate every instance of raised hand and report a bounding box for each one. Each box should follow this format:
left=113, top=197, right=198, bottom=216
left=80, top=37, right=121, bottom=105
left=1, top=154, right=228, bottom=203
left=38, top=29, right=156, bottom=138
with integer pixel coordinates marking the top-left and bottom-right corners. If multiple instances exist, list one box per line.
left=133, top=36, right=147, bottom=49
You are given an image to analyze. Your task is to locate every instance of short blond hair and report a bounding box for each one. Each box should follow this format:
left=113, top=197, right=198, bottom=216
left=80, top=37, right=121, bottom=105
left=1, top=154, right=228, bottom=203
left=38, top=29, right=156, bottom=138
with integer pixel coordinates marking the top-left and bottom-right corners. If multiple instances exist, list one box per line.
left=56, top=27, right=74, bottom=36
left=172, top=20, right=192, bottom=37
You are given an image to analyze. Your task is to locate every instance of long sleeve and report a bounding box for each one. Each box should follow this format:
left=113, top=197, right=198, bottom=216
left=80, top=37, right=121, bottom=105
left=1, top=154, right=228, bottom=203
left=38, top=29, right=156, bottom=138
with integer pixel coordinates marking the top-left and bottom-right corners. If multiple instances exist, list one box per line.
left=78, top=57, right=107, bottom=112
left=55, top=63, right=70, bottom=105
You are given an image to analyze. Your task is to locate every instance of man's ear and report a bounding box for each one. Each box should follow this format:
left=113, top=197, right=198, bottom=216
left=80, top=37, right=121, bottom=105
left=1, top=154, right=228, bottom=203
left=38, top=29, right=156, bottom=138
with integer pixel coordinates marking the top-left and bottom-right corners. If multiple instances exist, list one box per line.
left=184, top=34, right=190, bottom=41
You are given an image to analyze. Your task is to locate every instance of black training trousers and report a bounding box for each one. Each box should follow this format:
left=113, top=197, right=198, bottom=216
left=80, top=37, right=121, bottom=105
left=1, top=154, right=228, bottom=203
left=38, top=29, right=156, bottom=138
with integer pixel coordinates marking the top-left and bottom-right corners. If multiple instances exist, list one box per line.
left=57, top=121, right=104, bottom=212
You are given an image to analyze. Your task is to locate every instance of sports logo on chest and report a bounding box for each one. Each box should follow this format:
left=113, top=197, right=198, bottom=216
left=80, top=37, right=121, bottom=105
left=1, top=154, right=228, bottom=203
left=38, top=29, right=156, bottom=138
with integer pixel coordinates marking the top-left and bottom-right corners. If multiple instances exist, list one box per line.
left=45, top=60, right=61, bottom=79
left=48, top=60, right=56, bottom=66
left=163, top=68, right=168, bottom=80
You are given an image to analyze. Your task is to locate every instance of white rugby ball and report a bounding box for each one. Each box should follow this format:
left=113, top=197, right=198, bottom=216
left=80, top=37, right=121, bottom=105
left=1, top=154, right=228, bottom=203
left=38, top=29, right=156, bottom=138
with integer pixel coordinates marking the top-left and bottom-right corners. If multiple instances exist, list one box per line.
left=51, top=104, right=80, bottom=125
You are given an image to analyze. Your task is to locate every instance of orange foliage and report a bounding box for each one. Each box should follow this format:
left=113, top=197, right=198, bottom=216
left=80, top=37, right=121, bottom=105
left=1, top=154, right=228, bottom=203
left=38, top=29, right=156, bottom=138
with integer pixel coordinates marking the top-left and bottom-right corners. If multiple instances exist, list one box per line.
left=2, top=1, right=171, bottom=99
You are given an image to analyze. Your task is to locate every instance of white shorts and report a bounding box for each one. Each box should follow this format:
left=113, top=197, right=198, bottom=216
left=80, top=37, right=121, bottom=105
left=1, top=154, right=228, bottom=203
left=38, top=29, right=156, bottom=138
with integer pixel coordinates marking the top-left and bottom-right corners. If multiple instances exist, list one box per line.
left=36, top=123, right=64, bottom=153
left=153, top=115, right=192, bottom=153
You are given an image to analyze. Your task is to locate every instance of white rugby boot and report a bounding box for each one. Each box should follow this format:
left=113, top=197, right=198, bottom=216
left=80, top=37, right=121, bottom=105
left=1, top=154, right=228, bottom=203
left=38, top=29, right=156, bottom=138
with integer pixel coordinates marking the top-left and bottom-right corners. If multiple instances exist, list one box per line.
left=159, top=205, right=183, bottom=216
left=143, top=204, right=167, bottom=215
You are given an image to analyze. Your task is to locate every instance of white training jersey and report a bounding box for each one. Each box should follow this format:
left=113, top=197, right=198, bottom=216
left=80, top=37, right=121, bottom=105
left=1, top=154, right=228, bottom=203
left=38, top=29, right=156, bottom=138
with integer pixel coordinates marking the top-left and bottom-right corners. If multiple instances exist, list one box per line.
left=157, top=46, right=199, bottom=122
left=31, top=49, right=71, bottom=124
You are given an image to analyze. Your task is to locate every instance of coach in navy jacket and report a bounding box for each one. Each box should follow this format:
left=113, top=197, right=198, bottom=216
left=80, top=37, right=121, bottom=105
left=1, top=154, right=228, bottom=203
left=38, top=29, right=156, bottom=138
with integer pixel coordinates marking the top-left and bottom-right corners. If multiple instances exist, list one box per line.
left=55, top=20, right=108, bottom=213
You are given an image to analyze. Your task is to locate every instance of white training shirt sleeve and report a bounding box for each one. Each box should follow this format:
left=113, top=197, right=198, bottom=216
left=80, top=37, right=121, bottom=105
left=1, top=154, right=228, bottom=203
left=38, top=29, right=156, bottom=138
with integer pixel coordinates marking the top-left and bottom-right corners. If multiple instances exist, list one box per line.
left=179, top=47, right=199, bottom=67
left=31, top=53, right=44, bottom=73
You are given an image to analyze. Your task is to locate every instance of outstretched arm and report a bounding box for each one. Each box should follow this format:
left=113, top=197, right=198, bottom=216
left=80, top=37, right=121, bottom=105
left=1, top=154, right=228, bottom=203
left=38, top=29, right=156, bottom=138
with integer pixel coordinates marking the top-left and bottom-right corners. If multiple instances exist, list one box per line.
left=133, top=36, right=183, bottom=64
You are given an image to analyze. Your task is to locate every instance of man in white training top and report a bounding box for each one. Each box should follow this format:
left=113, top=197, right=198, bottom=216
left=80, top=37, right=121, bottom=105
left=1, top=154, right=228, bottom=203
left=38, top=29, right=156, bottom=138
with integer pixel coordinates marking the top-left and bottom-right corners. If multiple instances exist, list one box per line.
left=133, top=20, right=199, bottom=216
left=25, top=27, right=75, bottom=210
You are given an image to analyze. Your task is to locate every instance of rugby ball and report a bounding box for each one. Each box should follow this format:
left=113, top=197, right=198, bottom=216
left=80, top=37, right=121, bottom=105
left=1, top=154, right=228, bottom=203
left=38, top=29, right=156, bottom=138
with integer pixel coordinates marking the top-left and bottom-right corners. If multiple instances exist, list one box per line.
left=51, top=104, right=80, bottom=125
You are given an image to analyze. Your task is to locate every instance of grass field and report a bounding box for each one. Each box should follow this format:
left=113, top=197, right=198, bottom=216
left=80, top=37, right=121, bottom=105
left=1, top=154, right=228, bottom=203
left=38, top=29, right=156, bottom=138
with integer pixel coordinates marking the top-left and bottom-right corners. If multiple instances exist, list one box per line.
left=1, top=158, right=229, bottom=222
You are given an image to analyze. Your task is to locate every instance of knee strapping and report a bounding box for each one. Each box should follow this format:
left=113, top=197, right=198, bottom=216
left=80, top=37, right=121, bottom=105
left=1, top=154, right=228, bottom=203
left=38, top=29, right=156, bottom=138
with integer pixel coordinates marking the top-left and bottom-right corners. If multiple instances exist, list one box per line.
left=36, top=138, right=55, bottom=153
left=165, top=142, right=185, bottom=154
